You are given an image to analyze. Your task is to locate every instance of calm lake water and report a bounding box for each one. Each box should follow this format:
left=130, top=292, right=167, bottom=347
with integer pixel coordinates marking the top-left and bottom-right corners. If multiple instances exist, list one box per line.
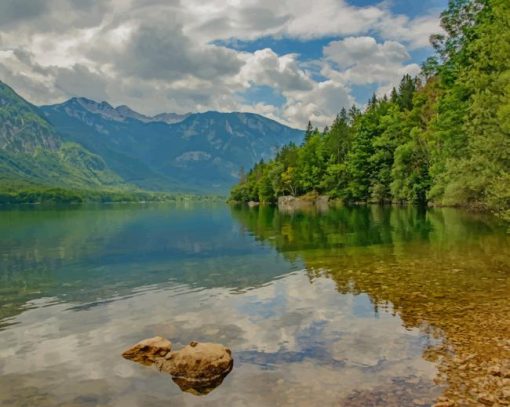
left=0, top=204, right=509, bottom=406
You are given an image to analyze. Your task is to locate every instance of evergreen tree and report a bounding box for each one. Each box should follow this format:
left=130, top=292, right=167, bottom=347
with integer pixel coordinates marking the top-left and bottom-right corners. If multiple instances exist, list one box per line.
left=304, top=121, right=314, bottom=142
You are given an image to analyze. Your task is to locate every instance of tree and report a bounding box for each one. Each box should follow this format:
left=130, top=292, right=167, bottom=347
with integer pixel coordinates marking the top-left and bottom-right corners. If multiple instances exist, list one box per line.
left=304, top=121, right=314, bottom=142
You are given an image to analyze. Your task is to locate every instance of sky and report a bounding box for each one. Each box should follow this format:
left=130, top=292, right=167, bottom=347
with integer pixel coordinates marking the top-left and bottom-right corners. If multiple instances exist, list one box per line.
left=0, top=0, right=447, bottom=128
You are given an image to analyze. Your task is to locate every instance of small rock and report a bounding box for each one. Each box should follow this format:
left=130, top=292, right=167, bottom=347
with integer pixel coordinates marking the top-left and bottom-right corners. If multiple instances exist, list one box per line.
left=478, top=393, right=496, bottom=406
left=433, top=397, right=455, bottom=407
left=501, top=388, right=510, bottom=401
left=122, top=336, right=172, bottom=365
left=489, top=366, right=502, bottom=377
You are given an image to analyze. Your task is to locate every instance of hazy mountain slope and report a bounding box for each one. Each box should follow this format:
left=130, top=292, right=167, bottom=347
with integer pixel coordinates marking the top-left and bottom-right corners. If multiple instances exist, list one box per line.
left=0, top=81, right=60, bottom=153
left=42, top=100, right=304, bottom=192
left=41, top=98, right=188, bottom=192
left=0, top=81, right=127, bottom=191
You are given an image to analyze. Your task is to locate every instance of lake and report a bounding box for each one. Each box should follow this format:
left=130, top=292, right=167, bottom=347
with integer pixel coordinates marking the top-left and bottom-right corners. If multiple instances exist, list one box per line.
left=0, top=204, right=509, bottom=406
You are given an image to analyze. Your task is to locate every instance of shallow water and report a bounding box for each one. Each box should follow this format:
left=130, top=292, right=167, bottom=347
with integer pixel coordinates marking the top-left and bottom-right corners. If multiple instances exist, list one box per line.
left=0, top=204, right=508, bottom=406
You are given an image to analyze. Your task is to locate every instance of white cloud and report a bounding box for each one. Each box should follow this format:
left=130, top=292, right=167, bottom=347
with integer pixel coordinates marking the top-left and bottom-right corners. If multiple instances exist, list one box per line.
left=322, top=36, right=421, bottom=88
left=282, top=80, right=355, bottom=129
left=237, top=49, right=313, bottom=92
left=324, top=37, right=410, bottom=69
left=112, top=18, right=243, bottom=82
left=376, top=13, right=442, bottom=50
left=0, top=0, right=443, bottom=128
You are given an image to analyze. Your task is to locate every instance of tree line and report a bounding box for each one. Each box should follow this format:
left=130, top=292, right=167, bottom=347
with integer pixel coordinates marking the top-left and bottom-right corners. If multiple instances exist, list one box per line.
left=230, top=0, right=510, bottom=220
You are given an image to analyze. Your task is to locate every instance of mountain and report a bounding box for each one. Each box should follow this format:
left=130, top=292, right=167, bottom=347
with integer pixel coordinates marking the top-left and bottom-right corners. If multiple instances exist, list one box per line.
left=41, top=99, right=303, bottom=193
left=0, top=79, right=303, bottom=196
left=0, top=81, right=126, bottom=192
left=115, top=105, right=155, bottom=123
left=64, top=98, right=191, bottom=124
left=152, top=112, right=190, bottom=124
left=0, top=81, right=60, bottom=153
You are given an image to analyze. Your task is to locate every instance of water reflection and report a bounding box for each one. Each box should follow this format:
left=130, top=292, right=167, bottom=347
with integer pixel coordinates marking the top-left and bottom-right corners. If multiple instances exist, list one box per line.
left=232, top=205, right=510, bottom=405
left=0, top=204, right=508, bottom=405
left=0, top=204, right=296, bottom=328
left=171, top=371, right=232, bottom=396
left=0, top=273, right=440, bottom=406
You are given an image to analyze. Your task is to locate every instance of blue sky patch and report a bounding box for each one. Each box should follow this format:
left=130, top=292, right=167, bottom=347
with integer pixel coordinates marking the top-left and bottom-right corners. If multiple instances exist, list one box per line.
left=349, top=0, right=447, bottom=18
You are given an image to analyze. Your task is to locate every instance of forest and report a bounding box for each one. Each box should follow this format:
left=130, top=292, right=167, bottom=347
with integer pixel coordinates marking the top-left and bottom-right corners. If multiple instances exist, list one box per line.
left=229, top=0, right=510, bottom=221
left=0, top=180, right=222, bottom=205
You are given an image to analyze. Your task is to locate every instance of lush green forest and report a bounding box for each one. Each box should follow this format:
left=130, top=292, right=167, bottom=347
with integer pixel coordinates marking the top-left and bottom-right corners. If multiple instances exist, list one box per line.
left=230, top=0, right=510, bottom=220
left=0, top=183, right=216, bottom=205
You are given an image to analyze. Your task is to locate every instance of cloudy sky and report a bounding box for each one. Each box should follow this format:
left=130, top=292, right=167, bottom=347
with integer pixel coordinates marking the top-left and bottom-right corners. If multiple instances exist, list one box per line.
left=0, top=0, right=446, bottom=128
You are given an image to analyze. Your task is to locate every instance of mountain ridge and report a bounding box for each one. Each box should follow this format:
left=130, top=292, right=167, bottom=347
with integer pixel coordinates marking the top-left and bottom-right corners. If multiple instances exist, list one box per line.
left=0, top=80, right=304, bottom=196
left=0, top=81, right=130, bottom=193
left=40, top=97, right=304, bottom=193
left=58, top=97, right=192, bottom=125
left=46, top=96, right=300, bottom=130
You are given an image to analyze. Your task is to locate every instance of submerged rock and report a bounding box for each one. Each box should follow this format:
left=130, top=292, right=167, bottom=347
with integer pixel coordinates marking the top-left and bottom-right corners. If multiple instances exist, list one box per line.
left=122, top=338, right=233, bottom=395
left=121, top=336, right=172, bottom=365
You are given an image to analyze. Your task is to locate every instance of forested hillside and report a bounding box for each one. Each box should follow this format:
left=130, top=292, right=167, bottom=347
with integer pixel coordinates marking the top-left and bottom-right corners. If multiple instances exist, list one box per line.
left=230, top=0, right=510, bottom=220
left=0, top=81, right=136, bottom=202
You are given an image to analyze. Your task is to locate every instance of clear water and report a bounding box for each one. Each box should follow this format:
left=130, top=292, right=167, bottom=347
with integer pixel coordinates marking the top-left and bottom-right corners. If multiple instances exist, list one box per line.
left=0, top=204, right=508, bottom=406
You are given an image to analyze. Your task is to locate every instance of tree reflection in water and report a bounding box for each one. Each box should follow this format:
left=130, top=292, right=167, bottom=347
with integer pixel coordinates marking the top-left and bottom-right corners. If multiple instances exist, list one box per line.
left=231, top=205, right=510, bottom=405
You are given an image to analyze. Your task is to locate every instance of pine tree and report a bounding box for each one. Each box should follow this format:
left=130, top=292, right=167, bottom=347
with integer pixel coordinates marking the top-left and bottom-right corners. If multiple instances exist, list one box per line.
left=304, top=121, right=314, bottom=142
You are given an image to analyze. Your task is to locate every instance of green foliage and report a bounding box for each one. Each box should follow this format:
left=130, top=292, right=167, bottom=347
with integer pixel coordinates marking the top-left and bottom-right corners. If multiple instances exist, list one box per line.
left=0, top=180, right=222, bottom=205
left=230, top=0, right=510, bottom=220
left=0, top=81, right=61, bottom=154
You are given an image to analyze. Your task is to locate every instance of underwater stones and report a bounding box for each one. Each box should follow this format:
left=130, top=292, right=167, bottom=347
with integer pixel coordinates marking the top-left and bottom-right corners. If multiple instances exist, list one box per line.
left=488, top=365, right=503, bottom=377
left=122, top=336, right=172, bottom=365
left=477, top=393, right=496, bottom=406
left=122, top=338, right=233, bottom=395
left=432, top=397, right=455, bottom=407
left=502, top=387, right=510, bottom=401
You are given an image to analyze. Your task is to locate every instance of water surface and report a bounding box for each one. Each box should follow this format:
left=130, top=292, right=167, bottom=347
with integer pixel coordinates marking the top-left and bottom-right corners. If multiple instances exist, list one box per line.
left=0, top=204, right=508, bottom=406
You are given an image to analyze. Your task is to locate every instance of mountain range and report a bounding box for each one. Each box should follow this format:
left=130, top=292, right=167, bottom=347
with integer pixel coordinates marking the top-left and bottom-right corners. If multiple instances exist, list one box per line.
left=0, top=81, right=303, bottom=195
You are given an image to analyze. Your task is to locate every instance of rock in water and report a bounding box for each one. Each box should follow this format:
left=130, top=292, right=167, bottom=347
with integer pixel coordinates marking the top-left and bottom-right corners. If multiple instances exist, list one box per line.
left=122, top=336, right=172, bottom=365
left=122, top=338, right=233, bottom=395
left=171, top=375, right=228, bottom=395
left=157, top=341, right=233, bottom=394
